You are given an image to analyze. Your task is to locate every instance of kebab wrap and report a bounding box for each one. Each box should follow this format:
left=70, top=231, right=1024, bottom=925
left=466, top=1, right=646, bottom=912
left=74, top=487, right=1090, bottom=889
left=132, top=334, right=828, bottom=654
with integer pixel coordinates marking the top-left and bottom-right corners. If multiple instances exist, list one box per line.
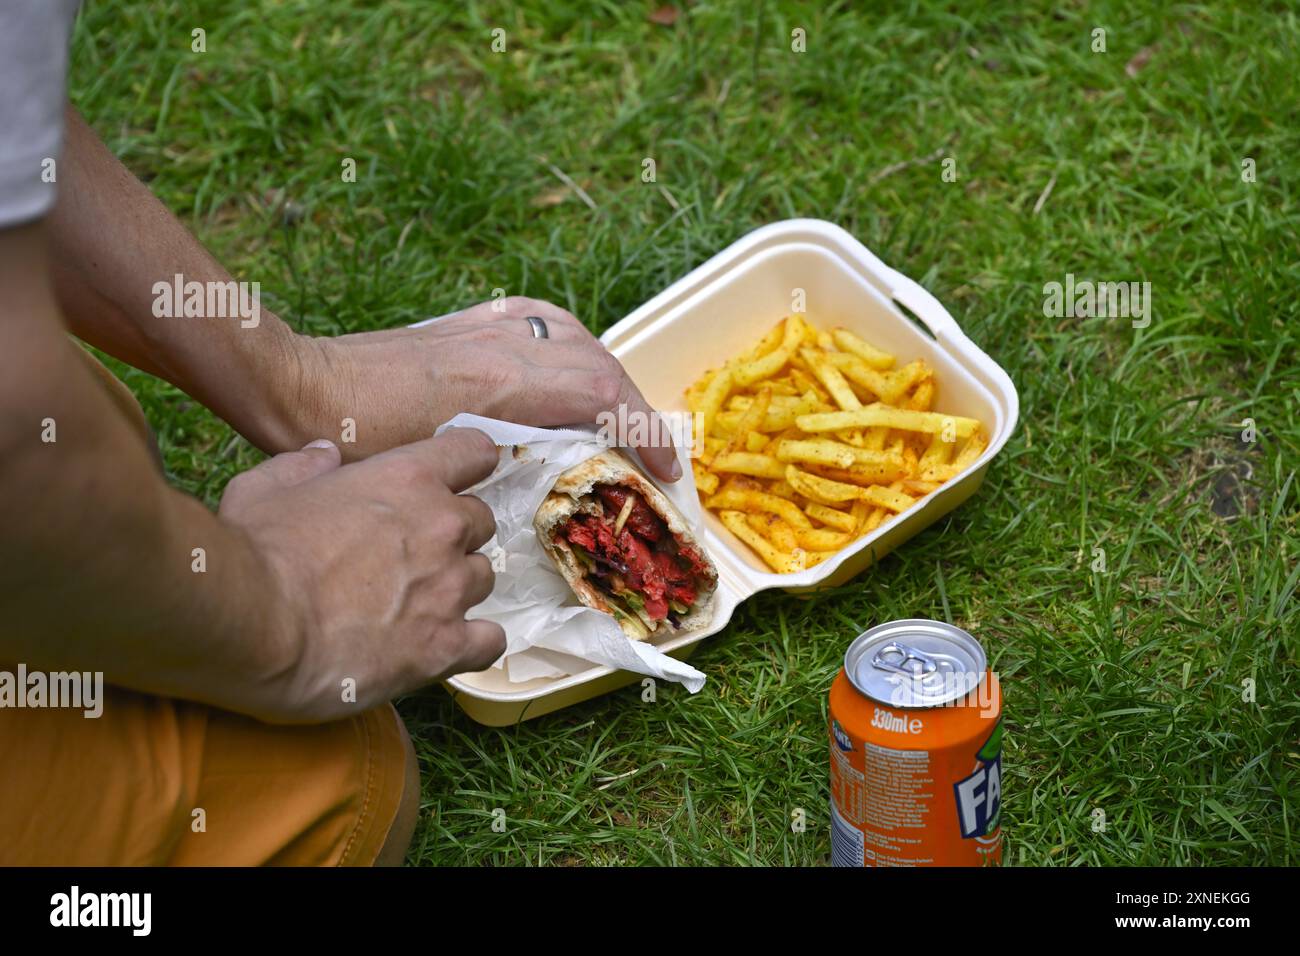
left=534, top=450, right=718, bottom=640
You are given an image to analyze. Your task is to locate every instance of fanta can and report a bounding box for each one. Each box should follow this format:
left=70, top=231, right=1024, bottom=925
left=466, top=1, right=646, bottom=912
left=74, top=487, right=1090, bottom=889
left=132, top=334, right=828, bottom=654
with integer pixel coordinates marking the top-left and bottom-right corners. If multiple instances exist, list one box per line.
left=830, top=619, right=1002, bottom=866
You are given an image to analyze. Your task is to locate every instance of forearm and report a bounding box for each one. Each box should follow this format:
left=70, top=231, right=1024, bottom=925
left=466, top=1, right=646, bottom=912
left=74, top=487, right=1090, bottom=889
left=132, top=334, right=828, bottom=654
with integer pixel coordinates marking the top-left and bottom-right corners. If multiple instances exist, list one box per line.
left=2, top=448, right=293, bottom=719
left=0, top=225, right=300, bottom=720
left=47, top=106, right=308, bottom=454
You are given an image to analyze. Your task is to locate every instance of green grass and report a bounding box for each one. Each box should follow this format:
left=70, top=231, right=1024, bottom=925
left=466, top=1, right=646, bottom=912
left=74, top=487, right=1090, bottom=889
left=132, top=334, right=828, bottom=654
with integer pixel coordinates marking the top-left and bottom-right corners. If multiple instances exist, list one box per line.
left=70, top=1, right=1297, bottom=865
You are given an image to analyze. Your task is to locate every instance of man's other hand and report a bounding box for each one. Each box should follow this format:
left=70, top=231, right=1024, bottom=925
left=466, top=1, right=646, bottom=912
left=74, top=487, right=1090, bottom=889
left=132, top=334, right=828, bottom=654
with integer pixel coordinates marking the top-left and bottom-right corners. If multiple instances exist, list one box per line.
left=218, top=427, right=505, bottom=721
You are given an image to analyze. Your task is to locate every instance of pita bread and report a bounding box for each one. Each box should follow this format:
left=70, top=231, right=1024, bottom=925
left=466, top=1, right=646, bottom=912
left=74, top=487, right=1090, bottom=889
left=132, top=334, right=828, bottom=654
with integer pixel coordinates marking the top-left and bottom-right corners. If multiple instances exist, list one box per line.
left=535, top=449, right=717, bottom=640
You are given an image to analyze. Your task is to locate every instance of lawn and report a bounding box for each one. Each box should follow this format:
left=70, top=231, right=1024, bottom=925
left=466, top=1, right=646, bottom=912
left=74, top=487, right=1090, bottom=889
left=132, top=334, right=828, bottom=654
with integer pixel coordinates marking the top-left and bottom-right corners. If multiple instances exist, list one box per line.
left=69, top=0, right=1297, bottom=865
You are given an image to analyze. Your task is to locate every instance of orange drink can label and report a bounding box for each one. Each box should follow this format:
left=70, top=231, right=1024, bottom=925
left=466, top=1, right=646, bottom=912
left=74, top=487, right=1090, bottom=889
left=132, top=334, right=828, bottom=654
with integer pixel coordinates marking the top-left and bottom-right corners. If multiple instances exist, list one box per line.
left=829, top=619, right=1003, bottom=867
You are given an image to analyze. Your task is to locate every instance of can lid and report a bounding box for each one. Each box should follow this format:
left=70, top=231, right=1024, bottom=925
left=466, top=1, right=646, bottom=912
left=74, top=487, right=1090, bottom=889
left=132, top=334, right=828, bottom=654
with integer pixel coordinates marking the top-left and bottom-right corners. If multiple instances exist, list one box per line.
left=845, top=619, right=987, bottom=709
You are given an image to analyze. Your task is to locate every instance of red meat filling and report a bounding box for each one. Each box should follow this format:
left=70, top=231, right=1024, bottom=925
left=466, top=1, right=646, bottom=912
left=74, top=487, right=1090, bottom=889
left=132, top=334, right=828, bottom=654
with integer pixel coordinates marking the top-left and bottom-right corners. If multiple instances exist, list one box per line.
left=596, top=485, right=664, bottom=542
left=558, top=484, right=704, bottom=621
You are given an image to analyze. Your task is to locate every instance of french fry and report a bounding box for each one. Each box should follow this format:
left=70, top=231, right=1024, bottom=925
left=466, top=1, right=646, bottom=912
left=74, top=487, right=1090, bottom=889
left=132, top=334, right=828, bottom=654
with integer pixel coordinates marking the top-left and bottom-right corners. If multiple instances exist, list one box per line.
left=920, top=432, right=953, bottom=468
left=697, top=365, right=733, bottom=439
left=862, top=507, right=886, bottom=532
left=685, top=368, right=716, bottom=411
left=825, top=354, right=931, bottom=404
left=804, top=502, right=857, bottom=532
left=719, top=475, right=764, bottom=494
left=744, top=321, right=785, bottom=361
left=721, top=385, right=772, bottom=457
left=919, top=431, right=987, bottom=481
left=907, top=379, right=935, bottom=413
left=710, top=451, right=787, bottom=481
left=795, top=527, right=856, bottom=551
left=796, top=404, right=980, bottom=438
left=862, top=426, right=889, bottom=451
left=903, top=479, right=942, bottom=495
left=717, top=389, right=823, bottom=433
left=716, top=407, right=790, bottom=434
left=800, top=347, right=862, bottom=411
left=785, top=464, right=864, bottom=505
left=775, top=437, right=856, bottom=469
left=902, top=445, right=919, bottom=479
left=719, top=510, right=803, bottom=573
left=767, top=480, right=799, bottom=500
left=700, top=436, right=726, bottom=464
left=918, top=465, right=957, bottom=482
left=789, top=367, right=831, bottom=404
left=746, top=512, right=801, bottom=552
left=744, top=431, right=770, bottom=453
left=727, top=393, right=810, bottom=411
left=860, top=484, right=915, bottom=513
left=731, top=317, right=802, bottom=386
left=883, top=360, right=932, bottom=403
left=788, top=314, right=820, bottom=346
left=842, top=379, right=875, bottom=405
left=692, top=461, right=720, bottom=496
left=705, top=488, right=814, bottom=529
left=761, top=377, right=801, bottom=396
left=952, top=430, right=988, bottom=469
left=831, top=328, right=896, bottom=370
left=809, top=462, right=908, bottom=487
left=775, top=438, right=905, bottom=472
left=824, top=351, right=891, bottom=399
left=850, top=499, right=870, bottom=532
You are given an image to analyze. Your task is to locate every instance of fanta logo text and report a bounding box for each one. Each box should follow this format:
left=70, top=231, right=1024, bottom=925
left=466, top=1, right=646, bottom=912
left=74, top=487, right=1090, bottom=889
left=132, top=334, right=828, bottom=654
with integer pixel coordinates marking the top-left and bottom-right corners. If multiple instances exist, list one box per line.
left=832, top=720, right=853, bottom=751
left=954, top=756, right=1001, bottom=838
left=870, top=707, right=922, bottom=734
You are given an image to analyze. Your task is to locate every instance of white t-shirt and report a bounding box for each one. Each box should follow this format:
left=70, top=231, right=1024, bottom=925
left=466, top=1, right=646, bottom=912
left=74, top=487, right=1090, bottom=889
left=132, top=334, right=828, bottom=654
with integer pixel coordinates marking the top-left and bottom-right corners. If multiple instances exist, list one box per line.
left=0, top=0, right=82, bottom=228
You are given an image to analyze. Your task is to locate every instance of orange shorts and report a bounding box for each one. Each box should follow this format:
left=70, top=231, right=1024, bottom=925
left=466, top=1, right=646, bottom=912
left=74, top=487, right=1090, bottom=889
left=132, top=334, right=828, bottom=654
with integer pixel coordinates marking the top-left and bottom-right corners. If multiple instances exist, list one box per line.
left=0, top=681, right=408, bottom=865
left=0, top=348, right=410, bottom=866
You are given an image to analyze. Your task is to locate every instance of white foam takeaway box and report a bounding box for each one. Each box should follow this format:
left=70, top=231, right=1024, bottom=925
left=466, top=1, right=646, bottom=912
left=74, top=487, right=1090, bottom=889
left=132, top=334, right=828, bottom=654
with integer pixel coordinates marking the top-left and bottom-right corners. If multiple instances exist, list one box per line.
left=444, top=219, right=1019, bottom=725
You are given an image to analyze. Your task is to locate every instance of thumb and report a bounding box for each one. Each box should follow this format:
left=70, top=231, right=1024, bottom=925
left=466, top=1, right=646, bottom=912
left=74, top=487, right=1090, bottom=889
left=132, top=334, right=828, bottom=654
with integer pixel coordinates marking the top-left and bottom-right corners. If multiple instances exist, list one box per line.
left=256, top=439, right=344, bottom=489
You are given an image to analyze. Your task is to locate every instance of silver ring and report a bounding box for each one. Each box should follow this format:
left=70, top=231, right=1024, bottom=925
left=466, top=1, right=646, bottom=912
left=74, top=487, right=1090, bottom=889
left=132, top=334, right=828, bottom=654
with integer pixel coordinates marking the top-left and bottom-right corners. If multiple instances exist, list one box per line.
left=525, top=315, right=549, bottom=339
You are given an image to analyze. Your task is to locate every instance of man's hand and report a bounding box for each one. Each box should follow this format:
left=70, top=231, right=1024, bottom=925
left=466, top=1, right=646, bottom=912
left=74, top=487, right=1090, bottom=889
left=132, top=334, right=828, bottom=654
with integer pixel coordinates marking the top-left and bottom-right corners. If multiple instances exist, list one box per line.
left=289, top=296, right=682, bottom=482
left=218, top=428, right=505, bottom=722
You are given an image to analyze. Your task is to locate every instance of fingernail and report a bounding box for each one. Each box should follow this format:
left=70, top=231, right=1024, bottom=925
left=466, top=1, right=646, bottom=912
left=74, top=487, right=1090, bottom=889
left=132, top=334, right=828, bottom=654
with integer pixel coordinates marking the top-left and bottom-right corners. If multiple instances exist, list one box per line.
left=670, top=458, right=683, bottom=481
left=303, top=439, right=336, bottom=451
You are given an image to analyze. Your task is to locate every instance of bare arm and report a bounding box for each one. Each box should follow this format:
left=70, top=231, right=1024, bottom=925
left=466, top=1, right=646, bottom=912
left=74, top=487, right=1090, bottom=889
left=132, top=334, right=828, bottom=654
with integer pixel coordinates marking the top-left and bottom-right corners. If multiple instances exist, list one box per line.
left=47, top=106, right=305, bottom=454
left=0, top=220, right=295, bottom=715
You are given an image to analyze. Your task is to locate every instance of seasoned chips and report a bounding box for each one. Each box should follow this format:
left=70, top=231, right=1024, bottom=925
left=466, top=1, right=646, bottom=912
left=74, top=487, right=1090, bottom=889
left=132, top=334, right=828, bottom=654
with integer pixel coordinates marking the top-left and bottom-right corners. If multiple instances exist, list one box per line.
left=687, top=317, right=987, bottom=573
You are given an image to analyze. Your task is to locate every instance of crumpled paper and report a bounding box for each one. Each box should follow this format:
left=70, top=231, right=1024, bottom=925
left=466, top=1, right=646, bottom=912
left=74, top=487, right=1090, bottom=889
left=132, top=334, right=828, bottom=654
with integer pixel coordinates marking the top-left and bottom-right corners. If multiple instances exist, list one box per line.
left=433, top=413, right=708, bottom=693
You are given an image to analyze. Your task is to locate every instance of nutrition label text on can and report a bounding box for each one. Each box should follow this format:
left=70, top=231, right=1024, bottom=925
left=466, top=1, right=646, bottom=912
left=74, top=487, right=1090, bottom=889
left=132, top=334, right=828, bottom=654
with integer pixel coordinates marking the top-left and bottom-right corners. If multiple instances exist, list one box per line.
left=860, top=743, right=934, bottom=863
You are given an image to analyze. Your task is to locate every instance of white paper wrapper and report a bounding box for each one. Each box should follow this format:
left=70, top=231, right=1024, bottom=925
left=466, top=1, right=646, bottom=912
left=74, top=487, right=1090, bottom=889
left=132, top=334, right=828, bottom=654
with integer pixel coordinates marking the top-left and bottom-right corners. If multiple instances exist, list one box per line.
left=433, top=413, right=708, bottom=693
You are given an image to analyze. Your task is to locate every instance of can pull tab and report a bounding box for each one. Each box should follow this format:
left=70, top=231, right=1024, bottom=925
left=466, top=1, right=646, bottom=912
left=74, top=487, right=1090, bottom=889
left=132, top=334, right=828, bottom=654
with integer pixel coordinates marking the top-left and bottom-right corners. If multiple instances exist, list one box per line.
left=872, top=641, right=938, bottom=677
